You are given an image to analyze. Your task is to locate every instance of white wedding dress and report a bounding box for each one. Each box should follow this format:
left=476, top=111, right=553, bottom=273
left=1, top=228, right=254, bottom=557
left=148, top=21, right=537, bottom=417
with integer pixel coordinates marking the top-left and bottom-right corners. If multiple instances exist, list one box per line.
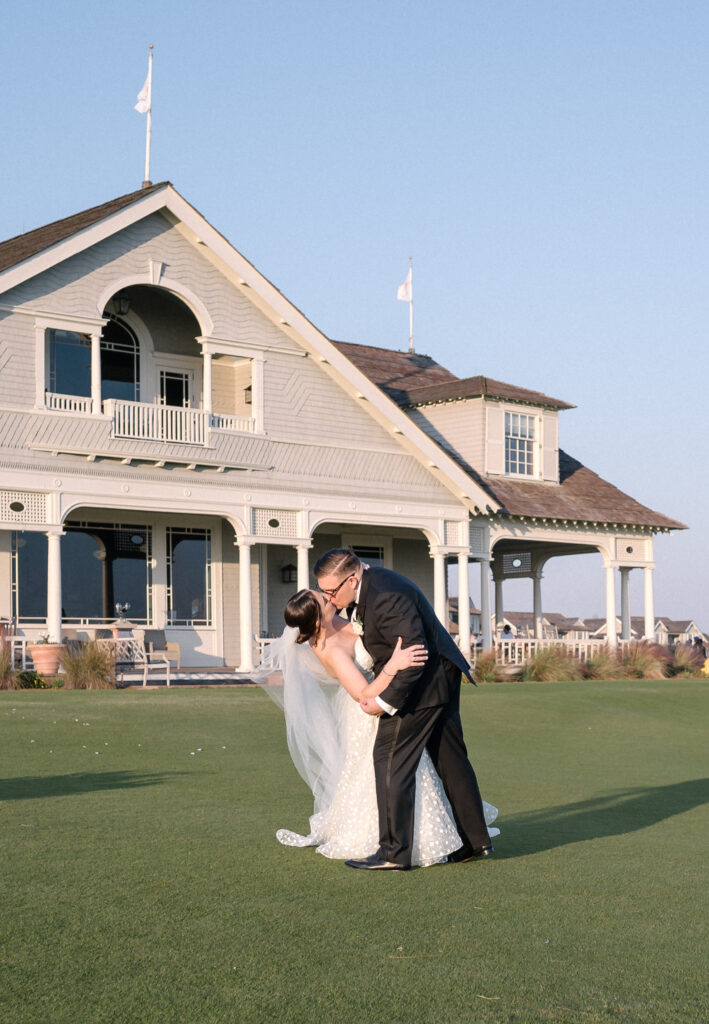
left=265, top=632, right=499, bottom=867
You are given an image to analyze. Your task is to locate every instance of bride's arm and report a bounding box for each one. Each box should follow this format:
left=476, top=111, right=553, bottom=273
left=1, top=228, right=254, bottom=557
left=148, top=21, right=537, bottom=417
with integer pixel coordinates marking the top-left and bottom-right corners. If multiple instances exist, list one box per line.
left=359, top=637, right=428, bottom=699
left=319, top=639, right=426, bottom=702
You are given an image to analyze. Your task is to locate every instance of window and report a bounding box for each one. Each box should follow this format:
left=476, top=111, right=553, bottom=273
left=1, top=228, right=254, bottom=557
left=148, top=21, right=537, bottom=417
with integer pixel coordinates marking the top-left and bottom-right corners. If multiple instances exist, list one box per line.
left=505, top=412, right=536, bottom=476
left=101, top=319, right=140, bottom=402
left=12, top=523, right=152, bottom=623
left=160, top=370, right=191, bottom=408
left=167, top=527, right=212, bottom=625
left=47, top=329, right=91, bottom=397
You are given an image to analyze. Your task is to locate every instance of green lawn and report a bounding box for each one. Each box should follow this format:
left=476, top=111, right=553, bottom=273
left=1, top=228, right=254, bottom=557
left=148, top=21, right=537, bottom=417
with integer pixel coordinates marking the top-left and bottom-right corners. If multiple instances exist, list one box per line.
left=1, top=680, right=706, bottom=1024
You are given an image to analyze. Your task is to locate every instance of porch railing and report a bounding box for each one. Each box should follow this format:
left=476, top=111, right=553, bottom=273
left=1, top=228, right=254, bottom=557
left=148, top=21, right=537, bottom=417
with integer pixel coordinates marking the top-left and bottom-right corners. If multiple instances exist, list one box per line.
left=105, top=399, right=208, bottom=446
left=493, top=637, right=633, bottom=664
left=46, top=392, right=93, bottom=414
left=211, top=413, right=255, bottom=433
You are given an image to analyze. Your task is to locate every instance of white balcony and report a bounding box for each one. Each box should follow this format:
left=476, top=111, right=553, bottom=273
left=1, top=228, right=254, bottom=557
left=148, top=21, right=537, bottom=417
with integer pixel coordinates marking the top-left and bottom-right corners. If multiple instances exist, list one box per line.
left=105, top=399, right=208, bottom=446
left=46, top=392, right=93, bottom=414
left=103, top=399, right=256, bottom=446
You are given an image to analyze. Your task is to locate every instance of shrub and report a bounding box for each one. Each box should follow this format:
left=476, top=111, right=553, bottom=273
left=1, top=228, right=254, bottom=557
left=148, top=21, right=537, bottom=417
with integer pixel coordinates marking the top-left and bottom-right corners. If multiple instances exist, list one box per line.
left=583, top=645, right=622, bottom=680
left=617, top=641, right=669, bottom=680
left=60, top=640, right=116, bottom=690
left=0, top=647, right=21, bottom=690
left=472, top=650, right=500, bottom=683
left=16, top=669, right=50, bottom=689
left=521, top=645, right=584, bottom=682
left=668, top=644, right=704, bottom=678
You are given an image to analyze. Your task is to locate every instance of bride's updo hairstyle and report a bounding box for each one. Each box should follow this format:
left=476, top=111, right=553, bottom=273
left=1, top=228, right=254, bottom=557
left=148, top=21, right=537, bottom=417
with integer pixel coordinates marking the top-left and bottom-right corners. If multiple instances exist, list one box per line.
left=312, top=547, right=361, bottom=579
left=284, top=589, right=321, bottom=644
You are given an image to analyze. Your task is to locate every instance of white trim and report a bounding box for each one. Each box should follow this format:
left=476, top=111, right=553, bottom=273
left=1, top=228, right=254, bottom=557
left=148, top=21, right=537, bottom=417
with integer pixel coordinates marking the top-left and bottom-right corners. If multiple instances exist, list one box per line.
left=95, top=273, right=214, bottom=337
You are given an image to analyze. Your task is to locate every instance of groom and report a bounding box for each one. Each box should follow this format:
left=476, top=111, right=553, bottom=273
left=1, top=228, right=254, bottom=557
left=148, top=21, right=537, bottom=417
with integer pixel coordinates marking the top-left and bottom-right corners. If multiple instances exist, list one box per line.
left=313, top=548, right=492, bottom=871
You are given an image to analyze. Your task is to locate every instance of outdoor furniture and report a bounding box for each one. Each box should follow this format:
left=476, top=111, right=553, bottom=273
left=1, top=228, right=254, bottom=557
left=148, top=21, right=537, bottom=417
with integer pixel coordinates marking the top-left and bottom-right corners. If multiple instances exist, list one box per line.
left=96, top=636, right=171, bottom=687
left=143, top=630, right=181, bottom=670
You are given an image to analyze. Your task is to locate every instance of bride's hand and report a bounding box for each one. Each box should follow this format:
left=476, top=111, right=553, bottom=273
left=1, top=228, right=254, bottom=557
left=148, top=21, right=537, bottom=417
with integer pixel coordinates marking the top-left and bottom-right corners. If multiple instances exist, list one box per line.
left=388, top=636, right=428, bottom=674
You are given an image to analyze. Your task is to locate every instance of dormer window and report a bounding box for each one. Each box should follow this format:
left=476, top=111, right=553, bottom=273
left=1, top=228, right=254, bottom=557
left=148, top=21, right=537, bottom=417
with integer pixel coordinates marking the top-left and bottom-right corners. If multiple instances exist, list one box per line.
left=505, top=412, right=536, bottom=476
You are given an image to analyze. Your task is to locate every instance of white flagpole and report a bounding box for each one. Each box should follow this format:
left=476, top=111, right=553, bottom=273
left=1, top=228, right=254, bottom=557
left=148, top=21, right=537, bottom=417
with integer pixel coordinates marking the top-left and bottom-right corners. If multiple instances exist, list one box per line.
left=407, top=256, right=414, bottom=353
left=142, top=45, right=154, bottom=186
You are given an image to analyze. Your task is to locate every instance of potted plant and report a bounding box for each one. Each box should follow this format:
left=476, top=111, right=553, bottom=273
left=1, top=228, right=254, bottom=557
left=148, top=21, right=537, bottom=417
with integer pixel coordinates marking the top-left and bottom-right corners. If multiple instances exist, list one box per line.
left=27, top=635, right=66, bottom=677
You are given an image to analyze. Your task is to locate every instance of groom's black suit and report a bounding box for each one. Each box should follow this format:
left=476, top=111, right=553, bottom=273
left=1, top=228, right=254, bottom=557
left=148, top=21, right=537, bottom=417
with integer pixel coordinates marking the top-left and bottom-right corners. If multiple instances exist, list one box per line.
left=357, top=567, right=490, bottom=866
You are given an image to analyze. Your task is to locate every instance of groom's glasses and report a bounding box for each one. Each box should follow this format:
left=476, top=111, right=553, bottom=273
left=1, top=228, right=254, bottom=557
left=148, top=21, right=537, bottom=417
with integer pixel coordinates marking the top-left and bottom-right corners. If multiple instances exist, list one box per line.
left=317, top=574, right=355, bottom=600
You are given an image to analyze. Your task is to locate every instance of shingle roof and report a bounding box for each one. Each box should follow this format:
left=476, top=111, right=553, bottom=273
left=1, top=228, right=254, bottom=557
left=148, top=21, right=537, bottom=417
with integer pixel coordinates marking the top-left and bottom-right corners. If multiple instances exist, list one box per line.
left=395, top=375, right=574, bottom=410
left=0, top=182, right=168, bottom=273
left=341, top=342, right=686, bottom=531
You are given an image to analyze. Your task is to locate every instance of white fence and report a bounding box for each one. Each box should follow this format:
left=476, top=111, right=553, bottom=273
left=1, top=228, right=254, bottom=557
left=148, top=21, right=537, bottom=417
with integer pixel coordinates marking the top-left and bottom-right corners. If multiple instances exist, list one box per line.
left=490, top=637, right=634, bottom=665
left=46, top=393, right=93, bottom=414
left=106, top=399, right=208, bottom=446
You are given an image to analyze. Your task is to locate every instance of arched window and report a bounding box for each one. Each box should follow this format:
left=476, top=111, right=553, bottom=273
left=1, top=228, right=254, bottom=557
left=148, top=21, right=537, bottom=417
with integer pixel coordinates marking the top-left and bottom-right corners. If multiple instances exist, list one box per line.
left=101, top=318, right=140, bottom=402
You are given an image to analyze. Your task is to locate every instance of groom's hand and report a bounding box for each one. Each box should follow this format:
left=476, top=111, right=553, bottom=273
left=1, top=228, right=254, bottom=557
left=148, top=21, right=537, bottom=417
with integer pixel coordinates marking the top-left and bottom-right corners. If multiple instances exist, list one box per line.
left=360, top=697, right=385, bottom=716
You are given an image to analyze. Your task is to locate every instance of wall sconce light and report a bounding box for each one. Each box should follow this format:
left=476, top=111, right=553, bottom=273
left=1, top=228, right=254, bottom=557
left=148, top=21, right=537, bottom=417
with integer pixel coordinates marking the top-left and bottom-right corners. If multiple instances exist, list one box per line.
left=281, top=563, right=297, bottom=584
left=244, top=384, right=252, bottom=405
left=115, top=294, right=131, bottom=316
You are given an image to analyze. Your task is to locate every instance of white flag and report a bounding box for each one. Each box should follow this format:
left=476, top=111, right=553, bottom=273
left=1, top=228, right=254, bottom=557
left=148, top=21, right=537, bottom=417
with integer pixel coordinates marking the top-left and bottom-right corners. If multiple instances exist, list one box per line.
left=397, top=266, right=412, bottom=302
left=135, top=76, right=150, bottom=114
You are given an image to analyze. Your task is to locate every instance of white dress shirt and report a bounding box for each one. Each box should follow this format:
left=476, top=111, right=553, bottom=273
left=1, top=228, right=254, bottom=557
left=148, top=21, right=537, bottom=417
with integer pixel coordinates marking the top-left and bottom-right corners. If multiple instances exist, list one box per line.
left=353, top=572, right=397, bottom=716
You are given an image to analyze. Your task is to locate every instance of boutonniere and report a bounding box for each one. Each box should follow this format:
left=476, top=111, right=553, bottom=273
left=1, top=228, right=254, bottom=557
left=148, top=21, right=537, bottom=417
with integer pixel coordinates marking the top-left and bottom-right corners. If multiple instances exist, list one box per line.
left=351, top=617, right=364, bottom=636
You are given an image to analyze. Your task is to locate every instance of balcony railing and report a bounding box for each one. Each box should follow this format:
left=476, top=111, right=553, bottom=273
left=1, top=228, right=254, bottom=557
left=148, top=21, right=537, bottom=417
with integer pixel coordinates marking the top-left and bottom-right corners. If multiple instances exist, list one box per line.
left=105, top=399, right=208, bottom=446
left=46, top=392, right=93, bottom=414
left=211, top=412, right=255, bottom=433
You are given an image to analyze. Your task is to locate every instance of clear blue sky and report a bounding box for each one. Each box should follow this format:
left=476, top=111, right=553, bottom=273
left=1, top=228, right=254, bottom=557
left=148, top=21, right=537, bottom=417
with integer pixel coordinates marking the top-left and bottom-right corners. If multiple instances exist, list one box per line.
left=2, top=0, right=707, bottom=626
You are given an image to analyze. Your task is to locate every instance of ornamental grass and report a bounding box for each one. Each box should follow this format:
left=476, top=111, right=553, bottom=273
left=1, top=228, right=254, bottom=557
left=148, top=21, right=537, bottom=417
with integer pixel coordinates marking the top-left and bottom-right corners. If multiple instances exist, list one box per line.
left=668, top=644, right=705, bottom=678
left=520, top=645, right=585, bottom=682
left=616, top=641, right=669, bottom=680
left=472, top=649, right=500, bottom=683
left=0, top=647, right=21, bottom=690
left=59, top=640, right=116, bottom=690
left=583, top=644, right=622, bottom=680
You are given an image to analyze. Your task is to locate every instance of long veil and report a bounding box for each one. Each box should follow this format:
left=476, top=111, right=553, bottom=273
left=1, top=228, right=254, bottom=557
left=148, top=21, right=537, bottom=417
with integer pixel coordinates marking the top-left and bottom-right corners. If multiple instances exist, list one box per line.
left=258, top=627, right=344, bottom=817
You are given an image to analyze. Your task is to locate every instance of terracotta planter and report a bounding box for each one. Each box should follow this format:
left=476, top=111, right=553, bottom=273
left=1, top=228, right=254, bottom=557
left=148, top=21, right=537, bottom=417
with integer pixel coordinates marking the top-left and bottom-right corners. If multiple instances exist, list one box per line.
left=27, top=643, right=65, bottom=677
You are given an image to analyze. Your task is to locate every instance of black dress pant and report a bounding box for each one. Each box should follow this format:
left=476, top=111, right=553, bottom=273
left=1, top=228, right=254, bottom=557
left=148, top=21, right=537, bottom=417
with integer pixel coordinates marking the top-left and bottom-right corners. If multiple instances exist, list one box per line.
left=372, top=665, right=490, bottom=865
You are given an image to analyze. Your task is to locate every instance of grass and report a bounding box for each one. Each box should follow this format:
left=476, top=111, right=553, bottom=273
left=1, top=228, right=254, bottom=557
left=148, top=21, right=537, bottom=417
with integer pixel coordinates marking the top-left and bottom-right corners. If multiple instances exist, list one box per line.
left=1, top=681, right=707, bottom=1024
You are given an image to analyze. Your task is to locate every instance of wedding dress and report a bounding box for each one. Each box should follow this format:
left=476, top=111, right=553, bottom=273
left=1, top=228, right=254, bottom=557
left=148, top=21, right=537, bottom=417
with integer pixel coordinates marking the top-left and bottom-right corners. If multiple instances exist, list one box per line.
left=262, top=629, right=499, bottom=867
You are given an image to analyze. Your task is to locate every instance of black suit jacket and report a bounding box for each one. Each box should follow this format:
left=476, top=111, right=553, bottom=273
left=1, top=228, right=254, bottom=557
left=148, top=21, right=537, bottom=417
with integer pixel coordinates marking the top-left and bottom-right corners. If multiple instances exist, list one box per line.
left=357, top=567, right=473, bottom=712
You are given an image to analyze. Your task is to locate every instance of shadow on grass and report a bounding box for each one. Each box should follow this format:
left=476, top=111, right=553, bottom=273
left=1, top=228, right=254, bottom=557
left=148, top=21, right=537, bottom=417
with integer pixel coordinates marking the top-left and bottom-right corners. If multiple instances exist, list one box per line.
left=498, top=777, right=709, bottom=856
left=0, top=770, right=186, bottom=801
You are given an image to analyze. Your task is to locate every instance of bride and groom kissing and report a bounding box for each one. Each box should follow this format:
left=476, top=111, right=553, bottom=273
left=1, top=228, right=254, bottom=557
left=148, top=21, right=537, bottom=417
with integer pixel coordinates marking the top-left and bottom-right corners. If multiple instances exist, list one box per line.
left=264, top=547, right=498, bottom=871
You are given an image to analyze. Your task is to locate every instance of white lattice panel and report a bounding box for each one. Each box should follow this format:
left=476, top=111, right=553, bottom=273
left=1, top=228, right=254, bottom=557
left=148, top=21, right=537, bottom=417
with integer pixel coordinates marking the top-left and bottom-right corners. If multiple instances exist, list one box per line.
left=469, top=525, right=486, bottom=555
left=0, top=491, right=47, bottom=524
left=444, top=520, right=463, bottom=545
left=252, top=508, right=298, bottom=538
left=502, top=551, right=532, bottom=576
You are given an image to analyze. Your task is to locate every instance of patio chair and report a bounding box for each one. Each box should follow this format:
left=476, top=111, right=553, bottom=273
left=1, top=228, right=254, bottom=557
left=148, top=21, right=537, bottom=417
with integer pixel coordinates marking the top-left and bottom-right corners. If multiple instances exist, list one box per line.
left=144, top=630, right=181, bottom=670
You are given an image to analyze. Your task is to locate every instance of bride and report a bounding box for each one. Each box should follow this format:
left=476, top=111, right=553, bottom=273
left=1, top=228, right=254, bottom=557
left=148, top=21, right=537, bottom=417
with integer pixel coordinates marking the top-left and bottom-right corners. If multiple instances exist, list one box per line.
left=261, top=588, right=498, bottom=867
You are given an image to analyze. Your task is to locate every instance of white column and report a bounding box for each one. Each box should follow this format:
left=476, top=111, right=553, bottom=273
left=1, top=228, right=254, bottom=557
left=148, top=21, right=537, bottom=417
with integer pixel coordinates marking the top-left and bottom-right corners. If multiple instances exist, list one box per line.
left=457, top=552, right=471, bottom=662
left=494, top=577, right=504, bottom=632
left=237, top=539, right=255, bottom=672
left=605, top=564, right=617, bottom=648
left=619, top=567, right=631, bottom=640
left=643, top=566, right=655, bottom=640
left=202, top=349, right=213, bottom=415
left=533, top=572, right=543, bottom=639
left=90, top=333, right=102, bottom=414
left=296, top=543, right=311, bottom=591
left=431, top=548, right=447, bottom=624
left=479, top=559, right=492, bottom=651
left=46, top=531, right=63, bottom=643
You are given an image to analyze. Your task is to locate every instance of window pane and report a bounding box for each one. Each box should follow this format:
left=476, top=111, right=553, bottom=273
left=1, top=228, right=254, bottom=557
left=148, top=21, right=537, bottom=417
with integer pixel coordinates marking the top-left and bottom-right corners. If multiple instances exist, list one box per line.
left=62, top=525, right=150, bottom=621
left=14, top=532, right=47, bottom=620
left=101, top=320, right=139, bottom=402
left=168, top=530, right=211, bottom=623
left=161, top=372, right=189, bottom=408
left=48, top=330, right=91, bottom=397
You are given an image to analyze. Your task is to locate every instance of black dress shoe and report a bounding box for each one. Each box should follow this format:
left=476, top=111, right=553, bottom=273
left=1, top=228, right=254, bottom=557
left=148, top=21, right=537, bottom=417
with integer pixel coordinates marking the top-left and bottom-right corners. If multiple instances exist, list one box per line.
left=345, top=854, right=410, bottom=871
left=448, top=843, right=494, bottom=863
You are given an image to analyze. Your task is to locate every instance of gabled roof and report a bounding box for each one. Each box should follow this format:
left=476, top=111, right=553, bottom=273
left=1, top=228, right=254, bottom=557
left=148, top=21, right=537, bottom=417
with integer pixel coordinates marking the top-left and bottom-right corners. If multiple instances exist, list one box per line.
left=332, top=341, right=457, bottom=395
left=0, top=183, right=167, bottom=273
left=0, top=184, right=499, bottom=516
